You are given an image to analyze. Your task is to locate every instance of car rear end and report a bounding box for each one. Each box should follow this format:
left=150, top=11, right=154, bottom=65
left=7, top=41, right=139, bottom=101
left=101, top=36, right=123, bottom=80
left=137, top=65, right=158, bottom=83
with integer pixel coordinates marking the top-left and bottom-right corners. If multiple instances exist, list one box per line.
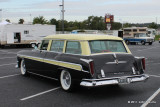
left=80, top=39, right=149, bottom=87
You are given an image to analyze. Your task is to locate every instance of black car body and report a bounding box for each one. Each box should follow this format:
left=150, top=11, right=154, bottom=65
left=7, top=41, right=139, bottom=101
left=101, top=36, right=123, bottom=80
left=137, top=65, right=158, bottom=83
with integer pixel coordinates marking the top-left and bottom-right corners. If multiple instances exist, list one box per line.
left=16, top=34, right=149, bottom=91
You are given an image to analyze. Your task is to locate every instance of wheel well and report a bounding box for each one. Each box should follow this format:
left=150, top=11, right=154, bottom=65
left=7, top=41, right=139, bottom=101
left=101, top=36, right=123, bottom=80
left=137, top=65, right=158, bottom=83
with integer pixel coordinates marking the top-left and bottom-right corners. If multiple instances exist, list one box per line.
left=57, top=68, right=67, bottom=78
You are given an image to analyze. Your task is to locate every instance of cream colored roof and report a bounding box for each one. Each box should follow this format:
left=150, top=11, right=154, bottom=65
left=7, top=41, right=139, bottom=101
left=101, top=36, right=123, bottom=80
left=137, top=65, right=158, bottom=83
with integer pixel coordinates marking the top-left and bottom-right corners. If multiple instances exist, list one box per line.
left=44, top=34, right=123, bottom=41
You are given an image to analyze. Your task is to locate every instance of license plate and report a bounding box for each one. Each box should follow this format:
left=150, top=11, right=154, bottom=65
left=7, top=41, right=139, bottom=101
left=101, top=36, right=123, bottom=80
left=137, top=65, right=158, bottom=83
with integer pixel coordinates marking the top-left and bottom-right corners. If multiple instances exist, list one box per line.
left=119, top=77, right=130, bottom=84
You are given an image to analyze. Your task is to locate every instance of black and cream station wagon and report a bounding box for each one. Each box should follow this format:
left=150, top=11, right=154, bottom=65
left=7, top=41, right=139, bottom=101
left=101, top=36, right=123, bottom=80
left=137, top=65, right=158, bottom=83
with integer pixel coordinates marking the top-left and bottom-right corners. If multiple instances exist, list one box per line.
left=16, top=34, right=149, bottom=91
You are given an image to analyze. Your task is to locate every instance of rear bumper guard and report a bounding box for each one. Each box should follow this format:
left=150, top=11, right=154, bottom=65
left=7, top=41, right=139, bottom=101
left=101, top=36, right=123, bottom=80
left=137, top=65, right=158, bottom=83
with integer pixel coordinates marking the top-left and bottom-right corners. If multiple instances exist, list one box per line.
left=80, top=74, right=149, bottom=87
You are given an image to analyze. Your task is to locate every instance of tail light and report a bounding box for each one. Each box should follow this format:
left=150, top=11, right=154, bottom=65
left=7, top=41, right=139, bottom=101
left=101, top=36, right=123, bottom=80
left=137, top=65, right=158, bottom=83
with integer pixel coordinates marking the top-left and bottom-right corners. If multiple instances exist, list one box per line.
left=142, top=58, right=145, bottom=70
left=89, top=61, right=94, bottom=76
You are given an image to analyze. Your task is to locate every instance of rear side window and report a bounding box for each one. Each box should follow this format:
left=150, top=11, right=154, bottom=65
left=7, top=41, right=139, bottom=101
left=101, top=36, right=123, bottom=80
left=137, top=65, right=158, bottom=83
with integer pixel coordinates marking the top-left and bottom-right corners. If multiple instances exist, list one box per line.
left=50, top=40, right=64, bottom=52
left=65, top=41, right=81, bottom=55
left=40, top=40, right=49, bottom=50
left=89, top=40, right=127, bottom=54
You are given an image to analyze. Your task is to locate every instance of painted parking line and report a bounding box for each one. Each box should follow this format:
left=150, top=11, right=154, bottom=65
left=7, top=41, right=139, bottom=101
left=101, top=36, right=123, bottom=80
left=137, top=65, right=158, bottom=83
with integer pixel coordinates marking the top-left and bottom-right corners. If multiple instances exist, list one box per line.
left=141, top=88, right=160, bottom=107
left=20, top=87, right=61, bottom=101
left=148, top=75, right=160, bottom=78
left=0, top=74, right=20, bottom=79
left=0, top=50, right=8, bottom=52
left=146, top=63, right=160, bottom=66
left=0, top=52, right=17, bottom=55
left=137, top=46, right=160, bottom=52
left=0, top=57, right=16, bottom=60
left=0, top=63, right=17, bottom=67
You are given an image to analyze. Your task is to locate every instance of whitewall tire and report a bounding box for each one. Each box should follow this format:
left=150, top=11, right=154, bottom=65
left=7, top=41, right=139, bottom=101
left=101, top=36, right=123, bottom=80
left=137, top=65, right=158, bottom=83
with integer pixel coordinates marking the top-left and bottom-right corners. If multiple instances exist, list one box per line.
left=20, top=60, right=28, bottom=76
left=60, top=70, right=74, bottom=91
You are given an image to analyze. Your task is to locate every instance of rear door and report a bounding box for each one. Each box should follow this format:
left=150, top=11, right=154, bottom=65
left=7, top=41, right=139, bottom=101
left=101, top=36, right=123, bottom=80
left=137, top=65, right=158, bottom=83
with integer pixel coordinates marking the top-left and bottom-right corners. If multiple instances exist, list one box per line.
left=42, top=40, right=65, bottom=78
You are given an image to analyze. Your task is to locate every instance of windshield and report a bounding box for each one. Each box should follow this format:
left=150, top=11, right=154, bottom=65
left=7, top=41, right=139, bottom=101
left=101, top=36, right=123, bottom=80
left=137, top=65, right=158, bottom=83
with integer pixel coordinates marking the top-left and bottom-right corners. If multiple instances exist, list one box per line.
left=89, top=40, right=127, bottom=54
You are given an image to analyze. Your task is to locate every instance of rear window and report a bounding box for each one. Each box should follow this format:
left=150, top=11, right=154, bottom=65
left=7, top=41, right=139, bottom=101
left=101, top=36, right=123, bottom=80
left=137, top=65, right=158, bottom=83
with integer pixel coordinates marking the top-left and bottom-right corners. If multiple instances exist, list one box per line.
left=89, top=40, right=127, bottom=54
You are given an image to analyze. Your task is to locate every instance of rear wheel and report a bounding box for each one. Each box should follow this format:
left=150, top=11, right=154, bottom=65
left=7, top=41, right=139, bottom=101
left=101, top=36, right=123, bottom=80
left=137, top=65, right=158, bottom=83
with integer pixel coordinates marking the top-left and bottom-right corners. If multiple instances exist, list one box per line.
left=20, top=60, right=28, bottom=76
left=149, top=42, right=152, bottom=45
left=125, top=40, right=129, bottom=45
left=60, top=70, right=74, bottom=92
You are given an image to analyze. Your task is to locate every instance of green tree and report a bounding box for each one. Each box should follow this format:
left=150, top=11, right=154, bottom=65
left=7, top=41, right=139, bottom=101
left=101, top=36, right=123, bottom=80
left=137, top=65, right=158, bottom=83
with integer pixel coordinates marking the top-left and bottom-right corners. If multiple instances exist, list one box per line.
left=112, top=22, right=122, bottom=30
left=148, top=22, right=158, bottom=29
left=50, top=18, right=58, bottom=25
left=50, top=18, right=59, bottom=30
left=123, top=23, right=132, bottom=28
left=33, top=16, right=48, bottom=24
left=86, top=16, right=105, bottom=30
left=18, top=19, right=24, bottom=24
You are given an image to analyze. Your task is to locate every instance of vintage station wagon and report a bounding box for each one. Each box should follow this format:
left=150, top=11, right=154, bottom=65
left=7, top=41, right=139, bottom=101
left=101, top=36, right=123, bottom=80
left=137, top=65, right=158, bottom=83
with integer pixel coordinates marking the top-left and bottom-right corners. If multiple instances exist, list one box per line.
left=16, top=34, right=149, bottom=91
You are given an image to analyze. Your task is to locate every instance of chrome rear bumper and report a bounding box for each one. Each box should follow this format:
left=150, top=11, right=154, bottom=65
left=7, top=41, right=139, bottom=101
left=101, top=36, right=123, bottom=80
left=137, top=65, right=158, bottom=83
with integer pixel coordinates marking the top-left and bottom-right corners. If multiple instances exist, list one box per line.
left=80, top=74, right=149, bottom=87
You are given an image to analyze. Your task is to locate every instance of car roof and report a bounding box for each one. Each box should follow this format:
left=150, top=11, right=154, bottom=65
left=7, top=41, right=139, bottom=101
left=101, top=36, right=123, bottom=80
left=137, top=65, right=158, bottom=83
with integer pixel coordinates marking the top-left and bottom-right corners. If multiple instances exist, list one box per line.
left=44, top=34, right=123, bottom=41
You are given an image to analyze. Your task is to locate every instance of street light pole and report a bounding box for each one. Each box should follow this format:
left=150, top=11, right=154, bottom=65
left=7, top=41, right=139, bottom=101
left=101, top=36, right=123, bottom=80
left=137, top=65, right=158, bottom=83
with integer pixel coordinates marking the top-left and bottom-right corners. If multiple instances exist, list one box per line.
left=62, top=0, right=65, bottom=34
left=0, top=9, right=2, bottom=22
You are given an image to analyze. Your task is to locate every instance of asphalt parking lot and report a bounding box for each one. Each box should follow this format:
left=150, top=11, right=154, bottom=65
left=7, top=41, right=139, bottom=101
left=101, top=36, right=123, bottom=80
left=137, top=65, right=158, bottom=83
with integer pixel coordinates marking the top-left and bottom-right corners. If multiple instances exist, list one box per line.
left=0, top=42, right=160, bottom=107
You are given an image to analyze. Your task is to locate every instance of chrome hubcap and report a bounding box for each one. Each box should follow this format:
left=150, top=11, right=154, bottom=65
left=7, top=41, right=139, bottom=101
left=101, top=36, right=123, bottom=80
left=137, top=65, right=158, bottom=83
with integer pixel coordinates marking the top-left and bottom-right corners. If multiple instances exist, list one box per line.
left=63, top=71, right=71, bottom=87
left=21, top=61, right=26, bottom=74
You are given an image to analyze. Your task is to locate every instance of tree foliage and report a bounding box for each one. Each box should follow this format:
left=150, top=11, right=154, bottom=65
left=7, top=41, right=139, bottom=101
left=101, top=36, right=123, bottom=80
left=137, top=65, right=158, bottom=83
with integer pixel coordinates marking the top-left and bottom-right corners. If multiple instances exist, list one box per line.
left=33, top=16, right=48, bottom=24
left=112, top=22, right=122, bottom=30
left=33, top=16, right=123, bottom=31
left=18, top=19, right=24, bottom=24
left=148, top=22, right=158, bottom=29
left=123, top=23, right=132, bottom=28
left=6, top=19, right=11, bottom=23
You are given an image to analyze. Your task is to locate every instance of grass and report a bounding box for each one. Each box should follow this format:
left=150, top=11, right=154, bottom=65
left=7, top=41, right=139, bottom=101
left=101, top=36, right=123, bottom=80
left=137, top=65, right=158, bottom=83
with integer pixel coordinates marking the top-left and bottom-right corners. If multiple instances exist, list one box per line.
left=155, top=35, right=160, bottom=41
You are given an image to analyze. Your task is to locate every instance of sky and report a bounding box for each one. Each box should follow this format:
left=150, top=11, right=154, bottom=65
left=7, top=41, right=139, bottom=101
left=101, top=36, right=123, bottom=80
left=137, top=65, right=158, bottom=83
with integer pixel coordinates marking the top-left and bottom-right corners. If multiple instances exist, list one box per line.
left=0, top=0, right=160, bottom=24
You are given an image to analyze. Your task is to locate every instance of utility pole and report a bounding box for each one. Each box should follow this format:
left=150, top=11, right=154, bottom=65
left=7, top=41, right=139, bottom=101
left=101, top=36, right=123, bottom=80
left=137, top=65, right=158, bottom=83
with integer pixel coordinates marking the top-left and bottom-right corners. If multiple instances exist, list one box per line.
left=61, top=0, right=65, bottom=34
left=0, top=9, right=2, bottom=22
left=30, top=14, right=32, bottom=24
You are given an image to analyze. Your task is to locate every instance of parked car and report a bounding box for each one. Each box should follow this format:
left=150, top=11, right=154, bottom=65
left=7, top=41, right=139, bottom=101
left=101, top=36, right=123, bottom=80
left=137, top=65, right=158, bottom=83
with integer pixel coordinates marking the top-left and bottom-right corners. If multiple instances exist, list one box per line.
left=124, top=33, right=154, bottom=45
left=159, top=38, right=160, bottom=43
left=16, top=34, right=149, bottom=92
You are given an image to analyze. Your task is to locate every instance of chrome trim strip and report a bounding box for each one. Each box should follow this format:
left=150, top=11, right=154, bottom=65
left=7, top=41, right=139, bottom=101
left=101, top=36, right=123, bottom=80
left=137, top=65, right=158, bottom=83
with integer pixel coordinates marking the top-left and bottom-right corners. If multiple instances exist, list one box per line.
left=80, top=74, right=149, bottom=87
left=134, top=56, right=145, bottom=59
left=82, top=74, right=149, bottom=81
left=90, top=53, right=131, bottom=56
left=17, top=54, right=89, bottom=73
left=132, top=67, right=136, bottom=74
left=106, top=61, right=127, bottom=64
left=80, top=58, right=93, bottom=64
